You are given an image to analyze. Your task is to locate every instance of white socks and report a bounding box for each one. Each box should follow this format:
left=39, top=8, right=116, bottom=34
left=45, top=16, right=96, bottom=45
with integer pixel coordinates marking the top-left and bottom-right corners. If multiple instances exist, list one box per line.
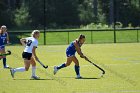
left=32, top=66, right=36, bottom=76
left=14, top=67, right=25, bottom=72
left=14, top=66, right=36, bottom=76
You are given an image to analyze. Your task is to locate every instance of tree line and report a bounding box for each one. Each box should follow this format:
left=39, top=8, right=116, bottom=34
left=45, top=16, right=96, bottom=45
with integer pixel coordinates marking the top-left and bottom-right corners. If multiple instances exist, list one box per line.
left=0, top=0, right=140, bottom=29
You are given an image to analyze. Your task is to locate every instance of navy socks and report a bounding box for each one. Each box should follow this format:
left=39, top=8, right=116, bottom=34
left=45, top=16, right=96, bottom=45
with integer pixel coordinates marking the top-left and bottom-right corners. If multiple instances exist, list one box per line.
left=3, top=58, right=7, bottom=67
left=57, top=63, right=66, bottom=70
left=75, top=65, right=80, bottom=76
left=56, top=64, right=80, bottom=76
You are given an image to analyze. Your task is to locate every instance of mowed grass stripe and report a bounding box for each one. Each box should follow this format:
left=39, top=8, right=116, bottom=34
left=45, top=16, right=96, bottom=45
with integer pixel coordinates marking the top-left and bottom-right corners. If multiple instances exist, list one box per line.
left=0, top=43, right=140, bottom=93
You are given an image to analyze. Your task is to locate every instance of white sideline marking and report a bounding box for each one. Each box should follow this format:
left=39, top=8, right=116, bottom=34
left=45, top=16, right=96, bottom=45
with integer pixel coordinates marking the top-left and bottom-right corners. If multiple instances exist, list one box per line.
left=74, top=90, right=140, bottom=93
left=113, top=57, right=140, bottom=63
left=118, top=90, right=140, bottom=93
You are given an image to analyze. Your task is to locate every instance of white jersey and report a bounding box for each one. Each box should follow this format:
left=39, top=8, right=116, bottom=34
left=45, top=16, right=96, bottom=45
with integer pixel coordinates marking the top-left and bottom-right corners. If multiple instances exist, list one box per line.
left=24, top=37, right=38, bottom=53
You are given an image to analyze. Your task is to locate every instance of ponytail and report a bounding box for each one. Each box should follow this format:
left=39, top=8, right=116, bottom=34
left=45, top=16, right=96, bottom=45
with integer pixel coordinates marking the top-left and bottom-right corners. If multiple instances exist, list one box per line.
left=78, top=34, right=85, bottom=41
left=31, top=30, right=40, bottom=37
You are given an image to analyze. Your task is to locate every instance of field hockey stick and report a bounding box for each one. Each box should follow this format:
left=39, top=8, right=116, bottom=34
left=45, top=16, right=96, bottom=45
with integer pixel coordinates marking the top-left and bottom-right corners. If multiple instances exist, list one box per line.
left=85, top=58, right=105, bottom=77
left=37, top=59, right=48, bottom=69
left=0, top=50, right=11, bottom=56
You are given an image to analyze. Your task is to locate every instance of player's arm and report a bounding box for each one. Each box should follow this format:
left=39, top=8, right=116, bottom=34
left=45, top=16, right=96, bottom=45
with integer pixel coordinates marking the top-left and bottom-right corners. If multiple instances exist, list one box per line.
left=6, top=32, right=10, bottom=44
left=74, top=41, right=88, bottom=60
left=32, top=46, right=38, bottom=61
left=20, top=38, right=26, bottom=46
left=74, top=41, right=85, bottom=58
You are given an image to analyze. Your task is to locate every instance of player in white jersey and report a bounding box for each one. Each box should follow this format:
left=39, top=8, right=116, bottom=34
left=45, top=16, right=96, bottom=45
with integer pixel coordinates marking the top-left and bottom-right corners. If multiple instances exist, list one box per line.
left=10, top=30, right=40, bottom=79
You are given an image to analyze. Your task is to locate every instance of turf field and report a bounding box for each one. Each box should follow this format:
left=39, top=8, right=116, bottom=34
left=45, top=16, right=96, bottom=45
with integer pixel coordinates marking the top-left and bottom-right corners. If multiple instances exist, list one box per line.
left=0, top=43, right=140, bottom=93
left=9, top=30, right=140, bottom=45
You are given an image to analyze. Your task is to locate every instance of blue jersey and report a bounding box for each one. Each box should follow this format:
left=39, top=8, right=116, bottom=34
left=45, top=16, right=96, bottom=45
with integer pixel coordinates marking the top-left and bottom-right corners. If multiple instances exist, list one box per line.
left=0, top=33, right=7, bottom=46
left=66, top=40, right=81, bottom=57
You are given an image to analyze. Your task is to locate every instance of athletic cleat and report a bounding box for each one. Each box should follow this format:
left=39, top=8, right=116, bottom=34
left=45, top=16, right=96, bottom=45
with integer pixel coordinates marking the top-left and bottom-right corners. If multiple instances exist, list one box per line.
left=4, top=65, right=9, bottom=69
left=31, top=75, right=40, bottom=80
left=76, top=75, right=82, bottom=79
left=10, top=69, right=15, bottom=78
left=54, top=66, right=58, bottom=75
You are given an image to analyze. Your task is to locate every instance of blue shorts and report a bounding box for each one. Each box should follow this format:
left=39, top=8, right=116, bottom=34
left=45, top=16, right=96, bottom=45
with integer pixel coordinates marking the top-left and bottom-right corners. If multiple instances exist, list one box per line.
left=0, top=45, right=5, bottom=50
left=66, top=50, right=76, bottom=57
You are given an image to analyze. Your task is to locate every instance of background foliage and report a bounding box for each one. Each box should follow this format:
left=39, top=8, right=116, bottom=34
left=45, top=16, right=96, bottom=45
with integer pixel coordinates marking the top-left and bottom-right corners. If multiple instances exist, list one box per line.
left=0, top=0, right=140, bottom=29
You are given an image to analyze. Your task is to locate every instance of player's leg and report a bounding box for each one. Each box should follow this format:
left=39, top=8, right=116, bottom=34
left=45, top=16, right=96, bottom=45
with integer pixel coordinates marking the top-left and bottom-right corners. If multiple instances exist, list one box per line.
left=57, top=57, right=73, bottom=69
left=0, top=47, right=9, bottom=68
left=10, top=59, right=30, bottom=78
left=14, top=52, right=31, bottom=72
left=0, top=48, right=3, bottom=60
left=30, top=57, right=40, bottom=79
left=10, top=52, right=31, bottom=78
left=54, top=57, right=73, bottom=75
left=72, top=56, right=82, bottom=78
left=17, top=59, right=30, bottom=71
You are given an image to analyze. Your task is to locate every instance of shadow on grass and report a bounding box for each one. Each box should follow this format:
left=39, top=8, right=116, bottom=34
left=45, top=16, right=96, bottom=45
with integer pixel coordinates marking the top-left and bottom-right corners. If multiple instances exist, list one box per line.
left=57, top=77, right=100, bottom=79
left=13, top=78, right=53, bottom=80
left=57, top=77, right=75, bottom=79
left=77, top=77, right=100, bottom=79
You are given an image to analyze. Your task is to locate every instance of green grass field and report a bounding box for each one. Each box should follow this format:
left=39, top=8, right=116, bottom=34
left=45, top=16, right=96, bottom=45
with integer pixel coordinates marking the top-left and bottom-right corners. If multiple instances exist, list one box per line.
left=0, top=43, right=140, bottom=93
left=9, top=30, right=140, bottom=45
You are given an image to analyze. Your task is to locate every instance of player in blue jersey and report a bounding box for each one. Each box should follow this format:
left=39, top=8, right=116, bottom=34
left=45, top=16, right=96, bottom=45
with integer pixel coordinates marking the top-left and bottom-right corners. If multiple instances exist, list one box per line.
left=54, top=34, right=88, bottom=79
left=0, top=25, right=10, bottom=68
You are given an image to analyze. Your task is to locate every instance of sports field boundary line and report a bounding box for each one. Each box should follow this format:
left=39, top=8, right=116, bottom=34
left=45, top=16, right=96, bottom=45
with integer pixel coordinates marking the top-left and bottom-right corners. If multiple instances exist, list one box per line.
left=73, top=90, right=140, bottom=93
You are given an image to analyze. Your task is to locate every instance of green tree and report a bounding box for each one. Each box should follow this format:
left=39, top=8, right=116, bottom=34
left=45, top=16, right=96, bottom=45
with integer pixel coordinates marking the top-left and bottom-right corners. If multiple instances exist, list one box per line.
left=46, top=0, right=80, bottom=28
left=0, top=0, right=14, bottom=27
left=78, top=0, right=94, bottom=25
left=99, top=0, right=140, bottom=27
left=14, top=3, right=31, bottom=29
left=25, top=0, right=44, bottom=28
